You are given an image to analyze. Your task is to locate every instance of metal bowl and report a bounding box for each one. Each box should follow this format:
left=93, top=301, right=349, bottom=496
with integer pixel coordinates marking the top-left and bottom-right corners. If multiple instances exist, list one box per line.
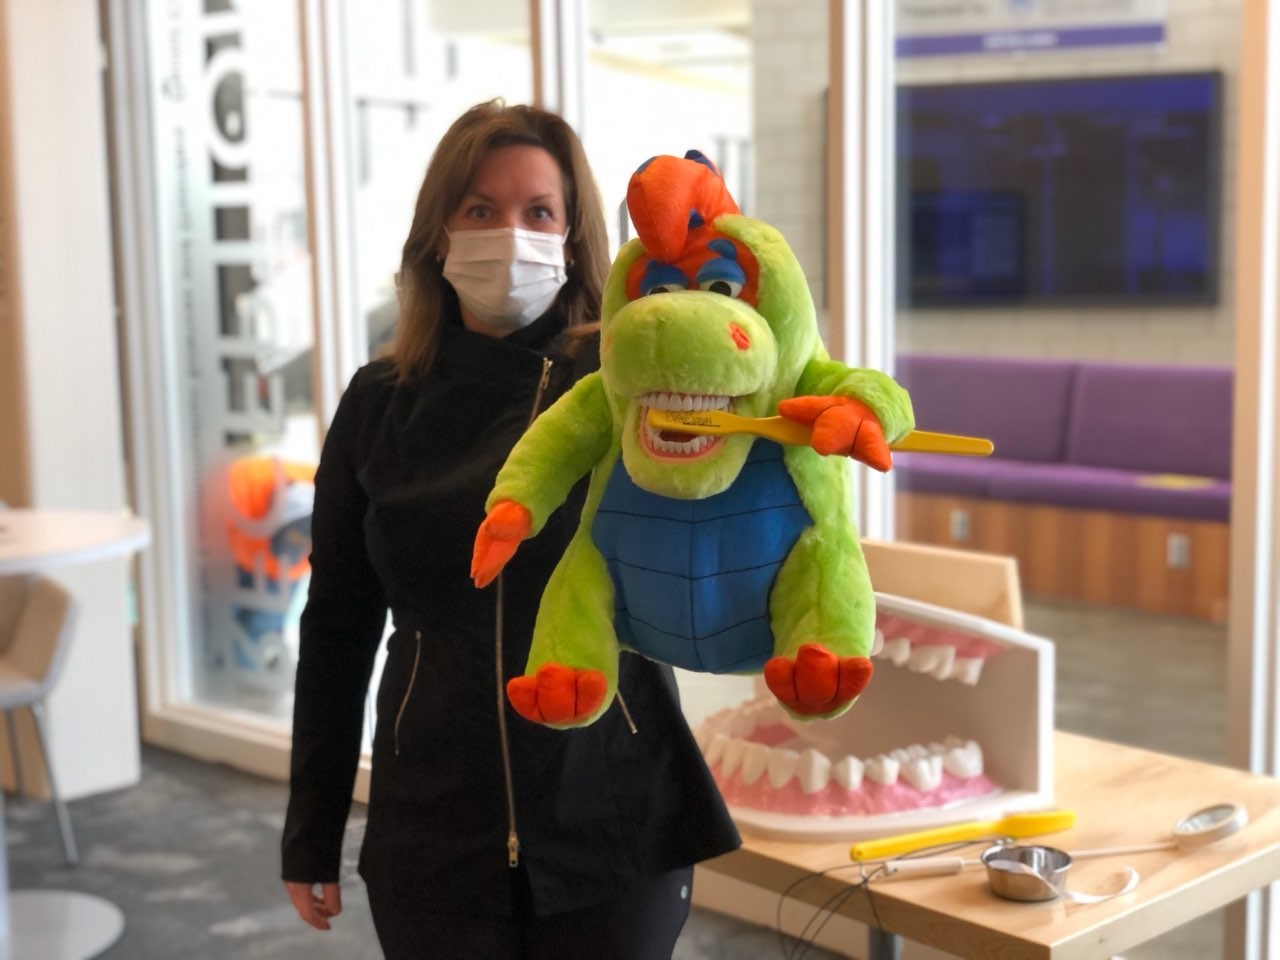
left=981, top=844, right=1072, bottom=902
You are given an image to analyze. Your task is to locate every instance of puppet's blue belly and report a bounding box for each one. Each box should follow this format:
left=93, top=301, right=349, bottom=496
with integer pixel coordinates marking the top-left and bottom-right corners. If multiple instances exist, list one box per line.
left=591, top=441, right=811, bottom=673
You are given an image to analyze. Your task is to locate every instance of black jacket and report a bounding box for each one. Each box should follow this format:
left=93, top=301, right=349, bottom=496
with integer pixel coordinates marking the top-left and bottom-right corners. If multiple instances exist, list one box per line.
left=281, top=309, right=741, bottom=917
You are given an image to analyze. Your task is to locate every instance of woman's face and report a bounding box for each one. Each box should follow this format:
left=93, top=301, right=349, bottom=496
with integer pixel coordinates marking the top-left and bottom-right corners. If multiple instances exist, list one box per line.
left=445, top=144, right=566, bottom=238
left=440, top=144, right=569, bottom=336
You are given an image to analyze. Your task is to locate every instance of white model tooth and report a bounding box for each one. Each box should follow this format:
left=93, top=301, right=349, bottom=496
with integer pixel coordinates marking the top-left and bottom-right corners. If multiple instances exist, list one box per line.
left=740, top=743, right=771, bottom=786
left=833, top=755, right=864, bottom=791
left=796, top=749, right=831, bottom=795
left=944, top=743, right=984, bottom=780
left=944, top=734, right=965, bottom=750
left=890, top=747, right=912, bottom=764
left=908, top=644, right=945, bottom=674
left=885, top=637, right=911, bottom=666
left=705, top=734, right=730, bottom=769
left=902, top=755, right=944, bottom=792
left=928, top=741, right=949, bottom=756
left=930, top=644, right=957, bottom=680
left=693, top=725, right=712, bottom=752
left=865, top=755, right=900, bottom=786
left=871, top=629, right=885, bottom=656
left=753, top=700, right=788, bottom=727
left=766, top=748, right=800, bottom=789
left=952, top=657, right=984, bottom=685
left=721, top=738, right=747, bottom=779
left=680, top=394, right=694, bottom=411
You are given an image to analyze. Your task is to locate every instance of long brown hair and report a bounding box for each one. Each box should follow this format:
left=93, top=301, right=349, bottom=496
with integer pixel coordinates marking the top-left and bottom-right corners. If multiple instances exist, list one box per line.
left=389, top=100, right=608, bottom=380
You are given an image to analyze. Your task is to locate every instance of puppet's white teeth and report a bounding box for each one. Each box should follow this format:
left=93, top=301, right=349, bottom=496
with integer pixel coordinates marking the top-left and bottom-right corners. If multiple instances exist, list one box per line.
left=639, top=392, right=732, bottom=411
left=796, top=749, right=832, bottom=795
left=952, top=656, right=984, bottom=686
left=766, top=748, right=800, bottom=789
left=902, top=755, right=944, bottom=792
left=740, top=743, right=771, bottom=786
left=865, top=755, right=900, bottom=786
left=832, top=755, right=864, bottom=791
left=943, top=741, right=984, bottom=780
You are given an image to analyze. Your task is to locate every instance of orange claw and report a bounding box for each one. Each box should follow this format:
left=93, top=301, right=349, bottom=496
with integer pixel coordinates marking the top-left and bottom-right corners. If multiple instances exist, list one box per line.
left=507, top=664, right=608, bottom=726
left=777, top=395, right=892, bottom=472
left=471, top=500, right=533, bottom=588
left=764, top=643, right=874, bottom=717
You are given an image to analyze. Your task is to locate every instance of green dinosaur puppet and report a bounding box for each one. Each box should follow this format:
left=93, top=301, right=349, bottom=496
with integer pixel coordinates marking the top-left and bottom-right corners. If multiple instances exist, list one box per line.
left=472, top=150, right=914, bottom=728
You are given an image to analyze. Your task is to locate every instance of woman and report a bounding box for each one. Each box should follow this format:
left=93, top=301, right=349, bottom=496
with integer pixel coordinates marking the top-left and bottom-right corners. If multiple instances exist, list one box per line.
left=281, top=100, right=740, bottom=959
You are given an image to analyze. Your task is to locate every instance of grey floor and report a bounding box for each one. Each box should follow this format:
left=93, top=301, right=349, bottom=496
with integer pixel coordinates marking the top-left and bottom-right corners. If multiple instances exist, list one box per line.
left=6, top=597, right=1227, bottom=959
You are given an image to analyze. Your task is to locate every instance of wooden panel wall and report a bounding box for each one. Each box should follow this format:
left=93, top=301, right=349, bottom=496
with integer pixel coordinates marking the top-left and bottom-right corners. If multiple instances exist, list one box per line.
left=896, top=492, right=1230, bottom=622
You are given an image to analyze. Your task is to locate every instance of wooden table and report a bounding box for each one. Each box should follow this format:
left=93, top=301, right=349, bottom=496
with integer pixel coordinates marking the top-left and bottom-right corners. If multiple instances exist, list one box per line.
left=701, top=731, right=1280, bottom=959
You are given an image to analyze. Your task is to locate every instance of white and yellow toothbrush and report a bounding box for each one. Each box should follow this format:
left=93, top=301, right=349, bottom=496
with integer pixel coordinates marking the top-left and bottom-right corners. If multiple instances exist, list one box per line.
left=646, top=408, right=995, bottom=457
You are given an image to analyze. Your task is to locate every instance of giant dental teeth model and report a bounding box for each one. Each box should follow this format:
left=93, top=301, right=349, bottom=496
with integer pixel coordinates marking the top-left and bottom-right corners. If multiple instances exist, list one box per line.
left=691, top=592, right=1056, bottom=842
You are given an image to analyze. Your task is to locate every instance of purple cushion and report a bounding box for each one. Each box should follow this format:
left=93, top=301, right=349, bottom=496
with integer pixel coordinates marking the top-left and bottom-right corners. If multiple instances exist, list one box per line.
left=986, top=462, right=1230, bottom=522
left=895, top=354, right=1077, bottom=463
left=1066, top=363, right=1233, bottom=479
left=894, top=453, right=1017, bottom=497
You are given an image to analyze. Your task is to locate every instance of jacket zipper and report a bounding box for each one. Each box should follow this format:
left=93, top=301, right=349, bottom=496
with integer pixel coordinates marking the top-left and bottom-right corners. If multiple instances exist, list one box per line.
left=393, top=629, right=423, bottom=757
left=496, top=356, right=555, bottom=868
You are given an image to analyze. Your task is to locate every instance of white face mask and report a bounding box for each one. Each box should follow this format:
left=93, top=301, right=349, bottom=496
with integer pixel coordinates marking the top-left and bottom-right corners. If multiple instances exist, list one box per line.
left=442, top=226, right=569, bottom=331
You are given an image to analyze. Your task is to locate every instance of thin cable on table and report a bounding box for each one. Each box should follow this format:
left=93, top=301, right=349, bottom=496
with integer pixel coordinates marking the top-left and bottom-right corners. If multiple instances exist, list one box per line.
left=775, top=837, right=1010, bottom=960
left=787, top=863, right=890, bottom=960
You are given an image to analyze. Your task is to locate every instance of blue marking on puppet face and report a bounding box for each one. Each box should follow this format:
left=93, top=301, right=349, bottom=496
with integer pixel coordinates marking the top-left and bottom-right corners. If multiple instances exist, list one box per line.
left=696, top=239, right=746, bottom=298
left=682, top=149, right=718, bottom=175
left=640, top=261, right=690, bottom=296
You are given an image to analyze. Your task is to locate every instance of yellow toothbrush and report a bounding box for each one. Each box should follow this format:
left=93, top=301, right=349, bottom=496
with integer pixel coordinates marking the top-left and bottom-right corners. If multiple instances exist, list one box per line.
left=646, top=408, right=995, bottom=456
left=848, top=809, right=1077, bottom=862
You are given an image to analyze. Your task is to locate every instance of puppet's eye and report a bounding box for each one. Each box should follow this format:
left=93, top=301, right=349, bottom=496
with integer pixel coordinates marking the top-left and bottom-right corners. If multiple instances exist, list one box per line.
left=695, top=255, right=746, bottom=298
left=640, top=262, right=689, bottom=296
left=699, top=278, right=744, bottom=297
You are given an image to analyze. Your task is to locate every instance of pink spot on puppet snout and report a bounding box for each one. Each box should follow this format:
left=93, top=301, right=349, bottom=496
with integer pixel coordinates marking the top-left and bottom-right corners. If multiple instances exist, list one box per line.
left=729, top=324, right=751, bottom=350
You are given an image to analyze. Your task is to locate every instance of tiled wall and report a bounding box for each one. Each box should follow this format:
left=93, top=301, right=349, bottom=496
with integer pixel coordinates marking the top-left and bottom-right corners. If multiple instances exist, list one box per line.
left=751, top=0, right=1242, bottom=365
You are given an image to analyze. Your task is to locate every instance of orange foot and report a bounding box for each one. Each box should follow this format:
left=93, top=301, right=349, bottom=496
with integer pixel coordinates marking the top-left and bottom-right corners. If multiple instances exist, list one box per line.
left=507, top=663, right=608, bottom=726
left=764, top=642, right=873, bottom=717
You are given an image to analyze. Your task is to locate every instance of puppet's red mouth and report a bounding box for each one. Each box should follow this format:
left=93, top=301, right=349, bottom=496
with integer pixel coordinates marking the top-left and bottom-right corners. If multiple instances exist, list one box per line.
left=637, top=392, right=731, bottom=460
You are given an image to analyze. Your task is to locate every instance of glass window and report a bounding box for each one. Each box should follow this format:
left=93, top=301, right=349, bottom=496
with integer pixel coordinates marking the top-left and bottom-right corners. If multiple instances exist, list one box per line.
left=145, top=1, right=318, bottom=718
left=347, top=1, right=533, bottom=362
left=582, top=4, right=753, bottom=254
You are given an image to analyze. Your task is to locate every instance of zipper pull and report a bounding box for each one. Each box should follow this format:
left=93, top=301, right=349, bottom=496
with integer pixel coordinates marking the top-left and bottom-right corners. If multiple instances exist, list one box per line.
left=538, top=357, right=552, bottom=392
left=507, top=831, right=521, bottom=868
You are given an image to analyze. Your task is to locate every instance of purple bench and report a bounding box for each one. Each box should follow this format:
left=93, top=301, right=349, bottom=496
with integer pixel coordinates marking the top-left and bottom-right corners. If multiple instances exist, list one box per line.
left=894, top=355, right=1233, bottom=523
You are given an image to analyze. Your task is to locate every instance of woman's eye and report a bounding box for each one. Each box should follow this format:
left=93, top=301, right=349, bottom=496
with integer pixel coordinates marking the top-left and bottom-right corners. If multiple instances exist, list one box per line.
left=467, top=205, right=491, bottom=220
left=698, top=278, right=744, bottom=297
left=529, top=206, right=553, bottom=221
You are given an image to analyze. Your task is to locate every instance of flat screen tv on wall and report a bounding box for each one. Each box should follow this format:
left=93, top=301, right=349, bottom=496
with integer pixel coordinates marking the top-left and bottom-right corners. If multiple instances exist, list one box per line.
left=897, top=71, right=1222, bottom=308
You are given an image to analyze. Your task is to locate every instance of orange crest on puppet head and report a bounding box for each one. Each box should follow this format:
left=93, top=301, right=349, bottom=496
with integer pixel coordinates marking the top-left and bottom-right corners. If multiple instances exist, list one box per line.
left=623, top=151, right=761, bottom=308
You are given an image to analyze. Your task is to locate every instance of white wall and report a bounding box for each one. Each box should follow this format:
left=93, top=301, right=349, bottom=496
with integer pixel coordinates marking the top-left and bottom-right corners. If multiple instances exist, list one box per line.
left=751, top=0, right=1241, bottom=365
left=0, top=0, right=140, bottom=799
left=751, top=0, right=831, bottom=312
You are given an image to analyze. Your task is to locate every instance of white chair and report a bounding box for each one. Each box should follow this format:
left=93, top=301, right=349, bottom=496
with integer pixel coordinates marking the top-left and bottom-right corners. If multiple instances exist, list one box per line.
left=0, top=575, right=79, bottom=865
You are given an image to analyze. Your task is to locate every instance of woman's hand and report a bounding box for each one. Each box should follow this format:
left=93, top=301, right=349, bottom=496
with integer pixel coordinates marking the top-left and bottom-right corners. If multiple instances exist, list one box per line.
left=285, top=880, right=343, bottom=930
